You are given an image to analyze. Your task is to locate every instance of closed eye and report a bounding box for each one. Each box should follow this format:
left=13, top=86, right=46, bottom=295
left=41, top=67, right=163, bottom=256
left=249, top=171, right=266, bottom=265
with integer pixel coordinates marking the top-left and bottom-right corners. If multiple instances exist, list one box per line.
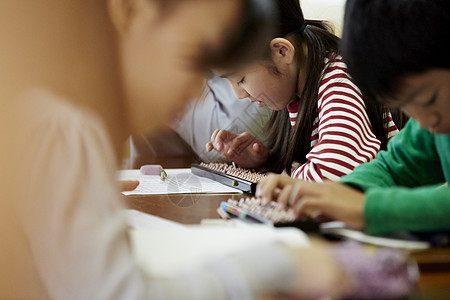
left=237, top=77, right=245, bottom=86
left=423, top=92, right=438, bottom=107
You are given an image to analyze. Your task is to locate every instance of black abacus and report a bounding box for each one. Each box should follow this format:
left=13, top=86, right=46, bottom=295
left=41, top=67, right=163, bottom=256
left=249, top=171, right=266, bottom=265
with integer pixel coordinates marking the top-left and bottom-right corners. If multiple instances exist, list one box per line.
left=220, top=197, right=322, bottom=232
left=226, top=197, right=296, bottom=223
left=191, top=162, right=266, bottom=194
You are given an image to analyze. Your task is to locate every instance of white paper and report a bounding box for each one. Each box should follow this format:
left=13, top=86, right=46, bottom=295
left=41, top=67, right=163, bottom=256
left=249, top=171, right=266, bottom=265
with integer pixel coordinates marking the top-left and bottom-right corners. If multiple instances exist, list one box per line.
left=320, top=223, right=430, bottom=250
left=130, top=225, right=309, bottom=277
left=123, top=209, right=188, bottom=230
left=119, top=168, right=242, bottom=195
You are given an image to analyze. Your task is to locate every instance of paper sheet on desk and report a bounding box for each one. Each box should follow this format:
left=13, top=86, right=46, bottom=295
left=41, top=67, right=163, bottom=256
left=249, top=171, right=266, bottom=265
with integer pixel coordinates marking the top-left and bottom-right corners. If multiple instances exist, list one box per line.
left=130, top=225, right=309, bottom=277
left=123, top=209, right=188, bottom=230
left=119, top=168, right=242, bottom=195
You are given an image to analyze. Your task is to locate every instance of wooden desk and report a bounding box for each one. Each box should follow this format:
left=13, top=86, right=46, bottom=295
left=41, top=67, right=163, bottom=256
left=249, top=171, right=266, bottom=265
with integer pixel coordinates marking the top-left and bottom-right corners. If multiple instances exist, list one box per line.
left=124, top=192, right=450, bottom=299
left=124, top=193, right=236, bottom=224
left=123, top=161, right=450, bottom=299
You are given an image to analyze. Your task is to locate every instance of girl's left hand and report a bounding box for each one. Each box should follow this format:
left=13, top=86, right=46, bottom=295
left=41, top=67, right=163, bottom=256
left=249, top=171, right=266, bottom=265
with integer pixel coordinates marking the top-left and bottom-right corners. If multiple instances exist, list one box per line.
left=256, top=174, right=366, bottom=230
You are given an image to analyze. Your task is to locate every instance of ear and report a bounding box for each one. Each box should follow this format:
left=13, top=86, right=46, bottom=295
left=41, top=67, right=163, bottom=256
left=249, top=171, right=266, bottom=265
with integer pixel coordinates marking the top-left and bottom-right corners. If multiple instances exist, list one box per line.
left=269, top=38, right=296, bottom=65
left=108, top=0, right=158, bottom=35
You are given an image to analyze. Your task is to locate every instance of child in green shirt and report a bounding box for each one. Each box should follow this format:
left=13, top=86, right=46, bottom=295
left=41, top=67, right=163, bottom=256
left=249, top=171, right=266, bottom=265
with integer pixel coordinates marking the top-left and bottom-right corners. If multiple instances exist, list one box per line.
left=256, top=0, right=450, bottom=235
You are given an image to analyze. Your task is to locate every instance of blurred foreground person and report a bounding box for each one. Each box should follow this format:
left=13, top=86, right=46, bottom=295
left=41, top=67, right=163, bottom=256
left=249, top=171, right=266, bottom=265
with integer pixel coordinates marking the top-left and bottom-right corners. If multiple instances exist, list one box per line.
left=0, top=0, right=349, bottom=299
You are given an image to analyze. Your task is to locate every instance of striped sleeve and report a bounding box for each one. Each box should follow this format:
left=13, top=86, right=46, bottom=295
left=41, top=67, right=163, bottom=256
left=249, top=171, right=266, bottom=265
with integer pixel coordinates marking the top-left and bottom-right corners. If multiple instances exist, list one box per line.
left=292, top=58, right=381, bottom=182
left=384, top=109, right=399, bottom=140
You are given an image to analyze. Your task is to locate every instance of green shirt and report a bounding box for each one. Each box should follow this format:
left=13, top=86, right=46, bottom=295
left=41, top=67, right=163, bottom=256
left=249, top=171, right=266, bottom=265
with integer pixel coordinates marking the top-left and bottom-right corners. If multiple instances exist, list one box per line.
left=340, top=119, right=450, bottom=235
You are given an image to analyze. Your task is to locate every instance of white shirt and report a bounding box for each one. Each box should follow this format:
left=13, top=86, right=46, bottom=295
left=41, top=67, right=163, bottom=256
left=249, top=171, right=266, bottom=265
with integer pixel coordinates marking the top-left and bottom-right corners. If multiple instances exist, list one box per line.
left=1, top=89, right=294, bottom=299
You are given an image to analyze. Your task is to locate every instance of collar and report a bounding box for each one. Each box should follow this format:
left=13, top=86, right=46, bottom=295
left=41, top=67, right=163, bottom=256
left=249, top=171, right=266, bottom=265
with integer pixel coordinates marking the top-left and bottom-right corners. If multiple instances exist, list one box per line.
left=286, top=96, right=300, bottom=114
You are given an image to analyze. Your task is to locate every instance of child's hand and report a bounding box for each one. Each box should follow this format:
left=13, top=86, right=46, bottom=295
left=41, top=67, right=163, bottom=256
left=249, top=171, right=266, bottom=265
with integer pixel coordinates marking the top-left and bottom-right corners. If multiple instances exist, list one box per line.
left=205, top=129, right=269, bottom=168
left=118, top=180, right=139, bottom=192
left=256, top=173, right=298, bottom=207
left=256, top=174, right=365, bottom=230
left=282, top=242, right=352, bottom=299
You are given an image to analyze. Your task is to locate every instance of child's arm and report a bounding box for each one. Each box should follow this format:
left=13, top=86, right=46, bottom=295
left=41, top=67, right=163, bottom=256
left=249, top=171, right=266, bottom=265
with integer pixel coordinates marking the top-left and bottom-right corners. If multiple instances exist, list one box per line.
left=257, top=119, right=449, bottom=234
left=257, top=175, right=449, bottom=235
left=339, top=119, right=449, bottom=235
left=362, top=184, right=450, bottom=235
left=340, top=119, right=445, bottom=189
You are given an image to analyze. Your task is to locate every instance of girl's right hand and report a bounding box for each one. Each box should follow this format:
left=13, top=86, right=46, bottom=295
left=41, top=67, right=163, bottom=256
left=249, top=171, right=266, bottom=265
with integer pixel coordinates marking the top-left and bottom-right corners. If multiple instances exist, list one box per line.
left=205, top=129, right=269, bottom=169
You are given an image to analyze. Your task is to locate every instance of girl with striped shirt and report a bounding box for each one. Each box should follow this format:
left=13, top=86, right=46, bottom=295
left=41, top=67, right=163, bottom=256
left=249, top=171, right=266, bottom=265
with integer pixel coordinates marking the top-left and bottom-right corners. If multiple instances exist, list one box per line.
left=207, top=0, right=398, bottom=182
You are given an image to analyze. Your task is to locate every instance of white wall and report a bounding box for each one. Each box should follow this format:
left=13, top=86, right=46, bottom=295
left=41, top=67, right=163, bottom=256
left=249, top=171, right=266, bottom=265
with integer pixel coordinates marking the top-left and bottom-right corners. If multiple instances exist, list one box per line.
left=300, top=0, right=346, bottom=37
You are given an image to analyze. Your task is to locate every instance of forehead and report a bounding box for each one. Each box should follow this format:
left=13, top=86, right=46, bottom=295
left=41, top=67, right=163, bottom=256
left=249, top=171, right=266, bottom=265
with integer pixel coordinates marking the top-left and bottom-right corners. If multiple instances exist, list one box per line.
left=387, top=69, right=449, bottom=105
left=168, top=1, right=240, bottom=47
left=214, top=63, right=266, bottom=79
left=402, top=69, right=447, bottom=88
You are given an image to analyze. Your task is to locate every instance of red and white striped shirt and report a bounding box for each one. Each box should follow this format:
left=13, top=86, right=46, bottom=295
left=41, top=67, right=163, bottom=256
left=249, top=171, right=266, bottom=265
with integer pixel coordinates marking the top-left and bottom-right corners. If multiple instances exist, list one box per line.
left=288, top=55, right=398, bottom=182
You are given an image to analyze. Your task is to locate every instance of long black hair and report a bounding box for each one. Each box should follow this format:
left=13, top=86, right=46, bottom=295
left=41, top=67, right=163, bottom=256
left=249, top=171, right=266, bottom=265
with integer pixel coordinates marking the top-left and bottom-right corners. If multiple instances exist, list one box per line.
left=266, top=0, right=392, bottom=174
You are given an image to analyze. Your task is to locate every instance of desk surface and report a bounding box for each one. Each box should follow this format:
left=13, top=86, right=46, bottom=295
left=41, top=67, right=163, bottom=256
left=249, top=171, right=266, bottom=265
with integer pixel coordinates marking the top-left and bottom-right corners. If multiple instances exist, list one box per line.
left=123, top=165, right=450, bottom=299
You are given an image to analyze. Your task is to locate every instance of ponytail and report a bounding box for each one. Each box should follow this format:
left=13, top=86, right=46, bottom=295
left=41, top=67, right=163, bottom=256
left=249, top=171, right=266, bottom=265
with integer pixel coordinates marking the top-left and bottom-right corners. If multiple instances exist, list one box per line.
left=266, top=20, right=340, bottom=174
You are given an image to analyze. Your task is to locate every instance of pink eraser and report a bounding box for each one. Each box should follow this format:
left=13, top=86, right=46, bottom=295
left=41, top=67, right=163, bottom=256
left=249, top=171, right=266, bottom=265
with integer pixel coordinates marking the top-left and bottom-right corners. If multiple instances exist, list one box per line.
left=140, top=164, right=163, bottom=175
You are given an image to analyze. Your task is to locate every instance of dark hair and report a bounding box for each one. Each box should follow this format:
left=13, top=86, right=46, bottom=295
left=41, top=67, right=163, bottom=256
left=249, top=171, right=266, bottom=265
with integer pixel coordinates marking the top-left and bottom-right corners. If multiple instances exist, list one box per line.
left=154, top=0, right=277, bottom=70
left=265, top=0, right=391, bottom=174
left=195, top=0, right=277, bottom=71
left=342, top=0, right=450, bottom=104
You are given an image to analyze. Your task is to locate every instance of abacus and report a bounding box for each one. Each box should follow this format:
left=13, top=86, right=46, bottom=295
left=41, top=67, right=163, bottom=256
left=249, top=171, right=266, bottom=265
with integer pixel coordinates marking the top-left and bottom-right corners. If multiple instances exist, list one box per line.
left=191, top=162, right=266, bottom=194
left=219, top=197, right=321, bottom=232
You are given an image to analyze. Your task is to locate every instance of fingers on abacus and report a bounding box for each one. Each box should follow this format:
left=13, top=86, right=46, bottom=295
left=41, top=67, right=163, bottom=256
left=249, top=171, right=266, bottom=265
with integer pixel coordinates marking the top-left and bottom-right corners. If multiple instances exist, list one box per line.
left=271, top=174, right=291, bottom=189
left=211, top=128, right=221, bottom=140
left=288, top=183, right=304, bottom=208
left=217, top=129, right=237, bottom=142
left=292, top=196, right=322, bottom=219
left=255, top=173, right=266, bottom=186
left=238, top=131, right=256, bottom=142
left=292, top=199, right=308, bottom=219
left=228, top=132, right=253, bottom=156
left=277, top=184, right=293, bottom=209
left=252, top=142, right=268, bottom=155
left=299, top=180, right=323, bottom=195
left=255, top=174, right=275, bottom=203
left=205, top=142, right=213, bottom=152
left=259, top=187, right=279, bottom=206
left=252, top=142, right=261, bottom=153
left=213, top=130, right=229, bottom=151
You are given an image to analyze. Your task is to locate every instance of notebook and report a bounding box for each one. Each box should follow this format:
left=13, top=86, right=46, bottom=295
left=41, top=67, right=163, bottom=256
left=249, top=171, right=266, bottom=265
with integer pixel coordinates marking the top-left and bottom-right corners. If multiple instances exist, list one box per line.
left=130, top=225, right=309, bottom=277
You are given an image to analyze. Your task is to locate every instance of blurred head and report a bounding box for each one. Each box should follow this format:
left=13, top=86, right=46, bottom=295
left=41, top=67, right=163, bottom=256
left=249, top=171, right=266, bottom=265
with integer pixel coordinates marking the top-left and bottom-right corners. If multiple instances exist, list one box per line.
left=342, top=0, right=450, bottom=134
left=111, top=0, right=276, bottom=134
left=215, top=0, right=337, bottom=111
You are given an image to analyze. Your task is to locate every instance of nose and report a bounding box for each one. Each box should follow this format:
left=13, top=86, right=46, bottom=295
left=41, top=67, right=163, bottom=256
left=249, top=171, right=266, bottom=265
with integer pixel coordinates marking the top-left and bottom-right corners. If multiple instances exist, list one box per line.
left=403, top=105, right=440, bottom=130
left=230, top=82, right=250, bottom=99
left=419, top=113, right=440, bottom=131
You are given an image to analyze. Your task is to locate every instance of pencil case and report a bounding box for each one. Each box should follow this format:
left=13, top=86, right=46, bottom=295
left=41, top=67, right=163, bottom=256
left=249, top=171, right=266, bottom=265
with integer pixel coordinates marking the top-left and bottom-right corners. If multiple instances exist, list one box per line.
left=191, top=162, right=266, bottom=194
